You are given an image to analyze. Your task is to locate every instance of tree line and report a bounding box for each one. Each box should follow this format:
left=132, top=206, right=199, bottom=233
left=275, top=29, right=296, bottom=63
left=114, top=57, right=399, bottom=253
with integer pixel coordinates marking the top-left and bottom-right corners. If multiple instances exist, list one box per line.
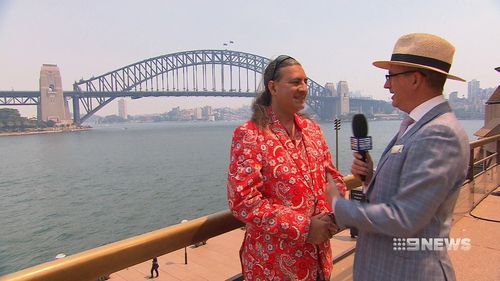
left=0, top=108, right=56, bottom=132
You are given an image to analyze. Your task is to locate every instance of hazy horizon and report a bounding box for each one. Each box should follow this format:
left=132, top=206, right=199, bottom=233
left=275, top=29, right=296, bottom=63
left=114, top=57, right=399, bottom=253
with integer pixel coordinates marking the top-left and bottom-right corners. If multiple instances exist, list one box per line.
left=1, top=0, right=499, bottom=118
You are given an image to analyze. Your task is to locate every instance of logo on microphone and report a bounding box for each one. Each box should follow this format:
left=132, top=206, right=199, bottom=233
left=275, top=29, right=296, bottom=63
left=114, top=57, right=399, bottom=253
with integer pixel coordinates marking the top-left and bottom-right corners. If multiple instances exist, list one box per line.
left=350, top=136, right=373, bottom=151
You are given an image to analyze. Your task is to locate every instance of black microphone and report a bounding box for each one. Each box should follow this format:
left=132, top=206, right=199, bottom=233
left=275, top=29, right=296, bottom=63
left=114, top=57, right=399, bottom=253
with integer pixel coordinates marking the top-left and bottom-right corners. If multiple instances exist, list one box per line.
left=351, top=114, right=372, bottom=181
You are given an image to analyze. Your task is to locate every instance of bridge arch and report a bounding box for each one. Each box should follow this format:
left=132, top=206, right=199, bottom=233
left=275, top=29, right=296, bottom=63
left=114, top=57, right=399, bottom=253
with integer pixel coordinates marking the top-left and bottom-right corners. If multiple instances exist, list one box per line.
left=72, top=50, right=334, bottom=124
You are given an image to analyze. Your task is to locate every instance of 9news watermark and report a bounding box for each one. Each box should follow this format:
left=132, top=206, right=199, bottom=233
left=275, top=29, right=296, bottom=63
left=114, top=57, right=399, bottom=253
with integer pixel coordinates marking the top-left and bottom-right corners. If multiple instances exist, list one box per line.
left=393, top=237, right=471, bottom=251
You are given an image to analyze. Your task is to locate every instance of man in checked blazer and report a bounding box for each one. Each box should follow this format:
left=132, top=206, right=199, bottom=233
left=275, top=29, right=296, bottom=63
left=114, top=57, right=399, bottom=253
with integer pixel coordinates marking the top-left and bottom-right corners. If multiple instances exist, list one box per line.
left=329, top=33, right=470, bottom=281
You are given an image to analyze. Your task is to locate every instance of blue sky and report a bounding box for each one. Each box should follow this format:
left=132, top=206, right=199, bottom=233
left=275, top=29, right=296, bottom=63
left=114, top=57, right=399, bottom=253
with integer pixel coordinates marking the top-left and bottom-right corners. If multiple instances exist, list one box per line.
left=0, top=0, right=499, bottom=117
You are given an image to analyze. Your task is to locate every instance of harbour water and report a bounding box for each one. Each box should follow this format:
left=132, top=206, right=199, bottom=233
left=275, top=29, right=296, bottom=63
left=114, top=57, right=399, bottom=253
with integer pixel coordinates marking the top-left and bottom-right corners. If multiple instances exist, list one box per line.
left=0, top=119, right=483, bottom=275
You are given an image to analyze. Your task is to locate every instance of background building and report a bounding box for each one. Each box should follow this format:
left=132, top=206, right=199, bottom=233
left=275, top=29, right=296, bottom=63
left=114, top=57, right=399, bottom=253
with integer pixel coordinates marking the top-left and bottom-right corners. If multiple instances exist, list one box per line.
left=468, top=79, right=480, bottom=102
left=118, top=98, right=128, bottom=119
left=193, top=107, right=202, bottom=120
left=337, top=81, right=350, bottom=116
left=448, top=79, right=495, bottom=119
left=202, top=106, right=213, bottom=120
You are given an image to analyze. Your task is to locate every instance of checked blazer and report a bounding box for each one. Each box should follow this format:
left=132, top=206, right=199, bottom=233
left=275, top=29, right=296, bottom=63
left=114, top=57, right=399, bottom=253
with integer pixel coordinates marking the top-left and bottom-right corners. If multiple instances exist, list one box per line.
left=334, top=102, right=470, bottom=281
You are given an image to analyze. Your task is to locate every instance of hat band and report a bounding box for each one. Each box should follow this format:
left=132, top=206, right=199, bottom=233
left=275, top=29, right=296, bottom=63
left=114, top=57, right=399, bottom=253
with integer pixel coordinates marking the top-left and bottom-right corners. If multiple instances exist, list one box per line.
left=391, top=53, right=451, bottom=73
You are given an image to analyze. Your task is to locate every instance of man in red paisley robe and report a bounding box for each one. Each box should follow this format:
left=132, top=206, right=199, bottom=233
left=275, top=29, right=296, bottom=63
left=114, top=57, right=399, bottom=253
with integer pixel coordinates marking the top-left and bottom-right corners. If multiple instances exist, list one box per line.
left=227, top=55, right=347, bottom=281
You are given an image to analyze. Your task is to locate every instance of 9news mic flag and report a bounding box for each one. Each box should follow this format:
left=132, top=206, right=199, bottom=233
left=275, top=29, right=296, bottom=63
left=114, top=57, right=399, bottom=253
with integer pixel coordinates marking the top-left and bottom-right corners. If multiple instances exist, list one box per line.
left=351, top=114, right=372, bottom=180
left=348, top=114, right=372, bottom=238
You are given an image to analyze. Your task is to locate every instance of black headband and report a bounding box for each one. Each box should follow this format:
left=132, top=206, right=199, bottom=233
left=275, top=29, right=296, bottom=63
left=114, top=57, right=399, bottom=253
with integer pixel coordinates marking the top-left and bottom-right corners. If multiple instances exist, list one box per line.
left=271, top=55, right=294, bottom=80
left=391, top=53, right=451, bottom=73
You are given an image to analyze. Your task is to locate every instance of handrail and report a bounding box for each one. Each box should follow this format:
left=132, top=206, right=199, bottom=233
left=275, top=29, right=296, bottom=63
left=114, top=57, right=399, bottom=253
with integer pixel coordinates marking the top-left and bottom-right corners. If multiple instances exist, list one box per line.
left=469, top=134, right=500, bottom=148
left=473, top=153, right=497, bottom=166
left=467, top=133, right=500, bottom=181
left=0, top=175, right=361, bottom=281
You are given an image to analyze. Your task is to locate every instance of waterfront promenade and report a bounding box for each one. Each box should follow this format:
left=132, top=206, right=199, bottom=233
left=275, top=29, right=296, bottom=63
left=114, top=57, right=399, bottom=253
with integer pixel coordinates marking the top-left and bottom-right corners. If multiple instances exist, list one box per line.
left=108, top=228, right=357, bottom=281
left=449, top=186, right=500, bottom=281
left=108, top=186, right=499, bottom=281
left=0, top=126, right=90, bottom=137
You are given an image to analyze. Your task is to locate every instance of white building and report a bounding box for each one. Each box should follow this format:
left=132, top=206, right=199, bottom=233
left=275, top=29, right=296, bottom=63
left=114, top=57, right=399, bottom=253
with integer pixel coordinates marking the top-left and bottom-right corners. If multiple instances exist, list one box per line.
left=194, top=107, right=203, bottom=120
left=337, top=81, right=350, bottom=115
left=118, top=98, right=128, bottom=119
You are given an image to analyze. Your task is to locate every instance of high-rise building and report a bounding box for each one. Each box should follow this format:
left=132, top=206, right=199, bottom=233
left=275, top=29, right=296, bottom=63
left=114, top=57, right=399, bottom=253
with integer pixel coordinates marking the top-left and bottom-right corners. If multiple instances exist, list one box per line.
left=337, top=81, right=350, bottom=115
left=202, top=106, right=213, bottom=119
left=468, top=79, right=480, bottom=102
left=449, top=91, right=459, bottom=102
left=118, top=98, right=127, bottom=119
left=194, top=107, right=203, bottom=120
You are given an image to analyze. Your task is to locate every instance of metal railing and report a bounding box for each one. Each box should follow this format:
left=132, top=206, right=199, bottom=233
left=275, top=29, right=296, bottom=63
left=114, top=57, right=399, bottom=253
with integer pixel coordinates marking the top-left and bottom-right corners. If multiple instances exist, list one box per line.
left=460, top=134, right=500, bottom=213
left=467, top=134, right=500, bottom=182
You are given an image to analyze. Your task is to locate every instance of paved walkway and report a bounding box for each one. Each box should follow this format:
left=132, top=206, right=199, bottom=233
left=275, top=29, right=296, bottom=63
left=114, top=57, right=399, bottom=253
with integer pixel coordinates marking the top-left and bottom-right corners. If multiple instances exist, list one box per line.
left=108, top=228, right=357, bottom=281
left=109, top=187, right=499, bottom=281
left=449, top=186, right=500, bottom=281
left=109, top=229, right=243, bottom=280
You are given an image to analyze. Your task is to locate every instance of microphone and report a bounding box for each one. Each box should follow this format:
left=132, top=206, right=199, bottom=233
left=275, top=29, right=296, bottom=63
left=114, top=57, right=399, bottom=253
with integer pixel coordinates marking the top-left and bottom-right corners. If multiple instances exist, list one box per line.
left=351, top=114, right=372, bottom=181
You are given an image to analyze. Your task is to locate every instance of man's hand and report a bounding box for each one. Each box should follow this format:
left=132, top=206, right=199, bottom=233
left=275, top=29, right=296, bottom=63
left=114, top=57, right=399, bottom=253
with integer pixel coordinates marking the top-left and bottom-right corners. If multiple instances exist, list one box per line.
left=306, top=213, right=339, bottom=245
left=326, top=174, right=345, bottom=206
left=351, top=152, right=374, bottom=184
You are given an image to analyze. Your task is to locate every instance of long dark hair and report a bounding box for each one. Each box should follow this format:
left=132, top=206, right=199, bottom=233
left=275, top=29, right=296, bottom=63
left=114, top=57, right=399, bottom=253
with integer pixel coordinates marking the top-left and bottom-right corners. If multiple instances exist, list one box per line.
left=251, top=55, right=301, bottom=128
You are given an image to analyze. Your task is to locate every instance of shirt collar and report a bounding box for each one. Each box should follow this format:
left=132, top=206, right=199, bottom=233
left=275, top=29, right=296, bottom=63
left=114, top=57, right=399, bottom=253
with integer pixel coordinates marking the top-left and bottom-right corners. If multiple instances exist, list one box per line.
left=409, top=95, right=446, bottom=123
left=267, top=107, right=305, bottom=130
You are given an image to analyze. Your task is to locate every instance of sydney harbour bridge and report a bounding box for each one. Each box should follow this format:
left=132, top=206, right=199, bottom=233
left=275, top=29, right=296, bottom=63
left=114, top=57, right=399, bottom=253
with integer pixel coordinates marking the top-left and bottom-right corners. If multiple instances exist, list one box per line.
left=0, top=49, right=391, bottom=125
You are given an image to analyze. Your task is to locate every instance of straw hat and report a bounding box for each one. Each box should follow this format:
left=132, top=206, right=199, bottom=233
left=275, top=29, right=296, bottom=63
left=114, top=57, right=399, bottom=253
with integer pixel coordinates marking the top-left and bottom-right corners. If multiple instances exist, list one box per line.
left=373, top=33, right=465, bottom=81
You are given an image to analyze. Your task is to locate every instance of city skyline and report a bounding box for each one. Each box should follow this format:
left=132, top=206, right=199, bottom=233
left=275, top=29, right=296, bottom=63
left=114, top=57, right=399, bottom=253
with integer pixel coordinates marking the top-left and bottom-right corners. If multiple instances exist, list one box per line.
left=1, top=0, right=499, bottom=118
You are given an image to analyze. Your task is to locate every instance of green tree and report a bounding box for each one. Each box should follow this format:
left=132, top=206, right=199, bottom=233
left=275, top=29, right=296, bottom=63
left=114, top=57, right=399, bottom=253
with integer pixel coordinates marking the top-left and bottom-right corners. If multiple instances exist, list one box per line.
left=0, top=108, right=21, bottom=121
left=46, top=120, right=56, bottom=127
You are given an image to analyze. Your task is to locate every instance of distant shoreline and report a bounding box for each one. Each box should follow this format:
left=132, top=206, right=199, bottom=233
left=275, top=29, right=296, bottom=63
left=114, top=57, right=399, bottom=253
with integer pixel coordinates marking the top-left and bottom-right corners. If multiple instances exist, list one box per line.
left=0, top=127, right=91, bottom=137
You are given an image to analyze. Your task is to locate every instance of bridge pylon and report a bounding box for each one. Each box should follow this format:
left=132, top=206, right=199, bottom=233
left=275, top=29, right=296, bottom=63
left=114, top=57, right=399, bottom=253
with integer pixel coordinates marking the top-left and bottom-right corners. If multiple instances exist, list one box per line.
left=38, top=64, right=72, bottom=125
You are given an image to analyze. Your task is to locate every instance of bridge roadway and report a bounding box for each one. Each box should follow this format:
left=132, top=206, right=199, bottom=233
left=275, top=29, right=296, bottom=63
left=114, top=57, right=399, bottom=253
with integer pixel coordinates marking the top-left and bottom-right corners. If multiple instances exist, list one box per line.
left=0, top=90, right=256, bottom=99
left=0, top=90, right=259, bottom=106
left=0, top=91, right=387, bottom=108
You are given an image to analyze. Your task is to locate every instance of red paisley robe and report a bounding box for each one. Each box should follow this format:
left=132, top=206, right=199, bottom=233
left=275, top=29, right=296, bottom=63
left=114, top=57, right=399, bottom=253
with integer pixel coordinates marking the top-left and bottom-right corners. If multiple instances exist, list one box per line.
left=227, top=110, right=346, bottom=281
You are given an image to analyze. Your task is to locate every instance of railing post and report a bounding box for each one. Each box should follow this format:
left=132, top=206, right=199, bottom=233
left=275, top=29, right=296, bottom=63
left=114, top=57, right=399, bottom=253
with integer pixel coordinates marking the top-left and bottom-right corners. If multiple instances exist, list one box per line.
left=181, top=219, right=188, bottom=265
left=468, top=148, right=474, bottom=181
left=496, top=139, right=500, bottom=165
left=334, top=119, right=341, bottom=168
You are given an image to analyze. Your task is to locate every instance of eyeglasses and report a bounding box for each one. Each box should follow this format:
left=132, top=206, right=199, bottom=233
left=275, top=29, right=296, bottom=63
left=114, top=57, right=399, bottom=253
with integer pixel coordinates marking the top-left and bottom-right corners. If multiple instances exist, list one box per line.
left=385, top=70, right=424, bottom=81
left=271, top=55, right=294, bottom=80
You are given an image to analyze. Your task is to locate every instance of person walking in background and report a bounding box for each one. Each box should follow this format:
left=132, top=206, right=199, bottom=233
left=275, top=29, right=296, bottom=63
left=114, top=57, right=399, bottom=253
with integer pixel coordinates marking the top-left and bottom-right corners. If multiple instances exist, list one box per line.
left=329, top=33, right=470, bottom=281
left=227, top=55, right=346, bottom=280
left=150, top=257, right=159, bottom=278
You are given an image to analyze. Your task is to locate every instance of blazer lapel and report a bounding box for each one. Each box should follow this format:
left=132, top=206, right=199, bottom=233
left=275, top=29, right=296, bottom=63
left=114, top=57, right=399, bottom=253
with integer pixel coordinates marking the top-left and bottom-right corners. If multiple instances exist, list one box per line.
left=366, top=102, right=452, bottom=196
left=269, top=113, right=313, bottom=189
left=366, top=135, right=397, bottom=196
